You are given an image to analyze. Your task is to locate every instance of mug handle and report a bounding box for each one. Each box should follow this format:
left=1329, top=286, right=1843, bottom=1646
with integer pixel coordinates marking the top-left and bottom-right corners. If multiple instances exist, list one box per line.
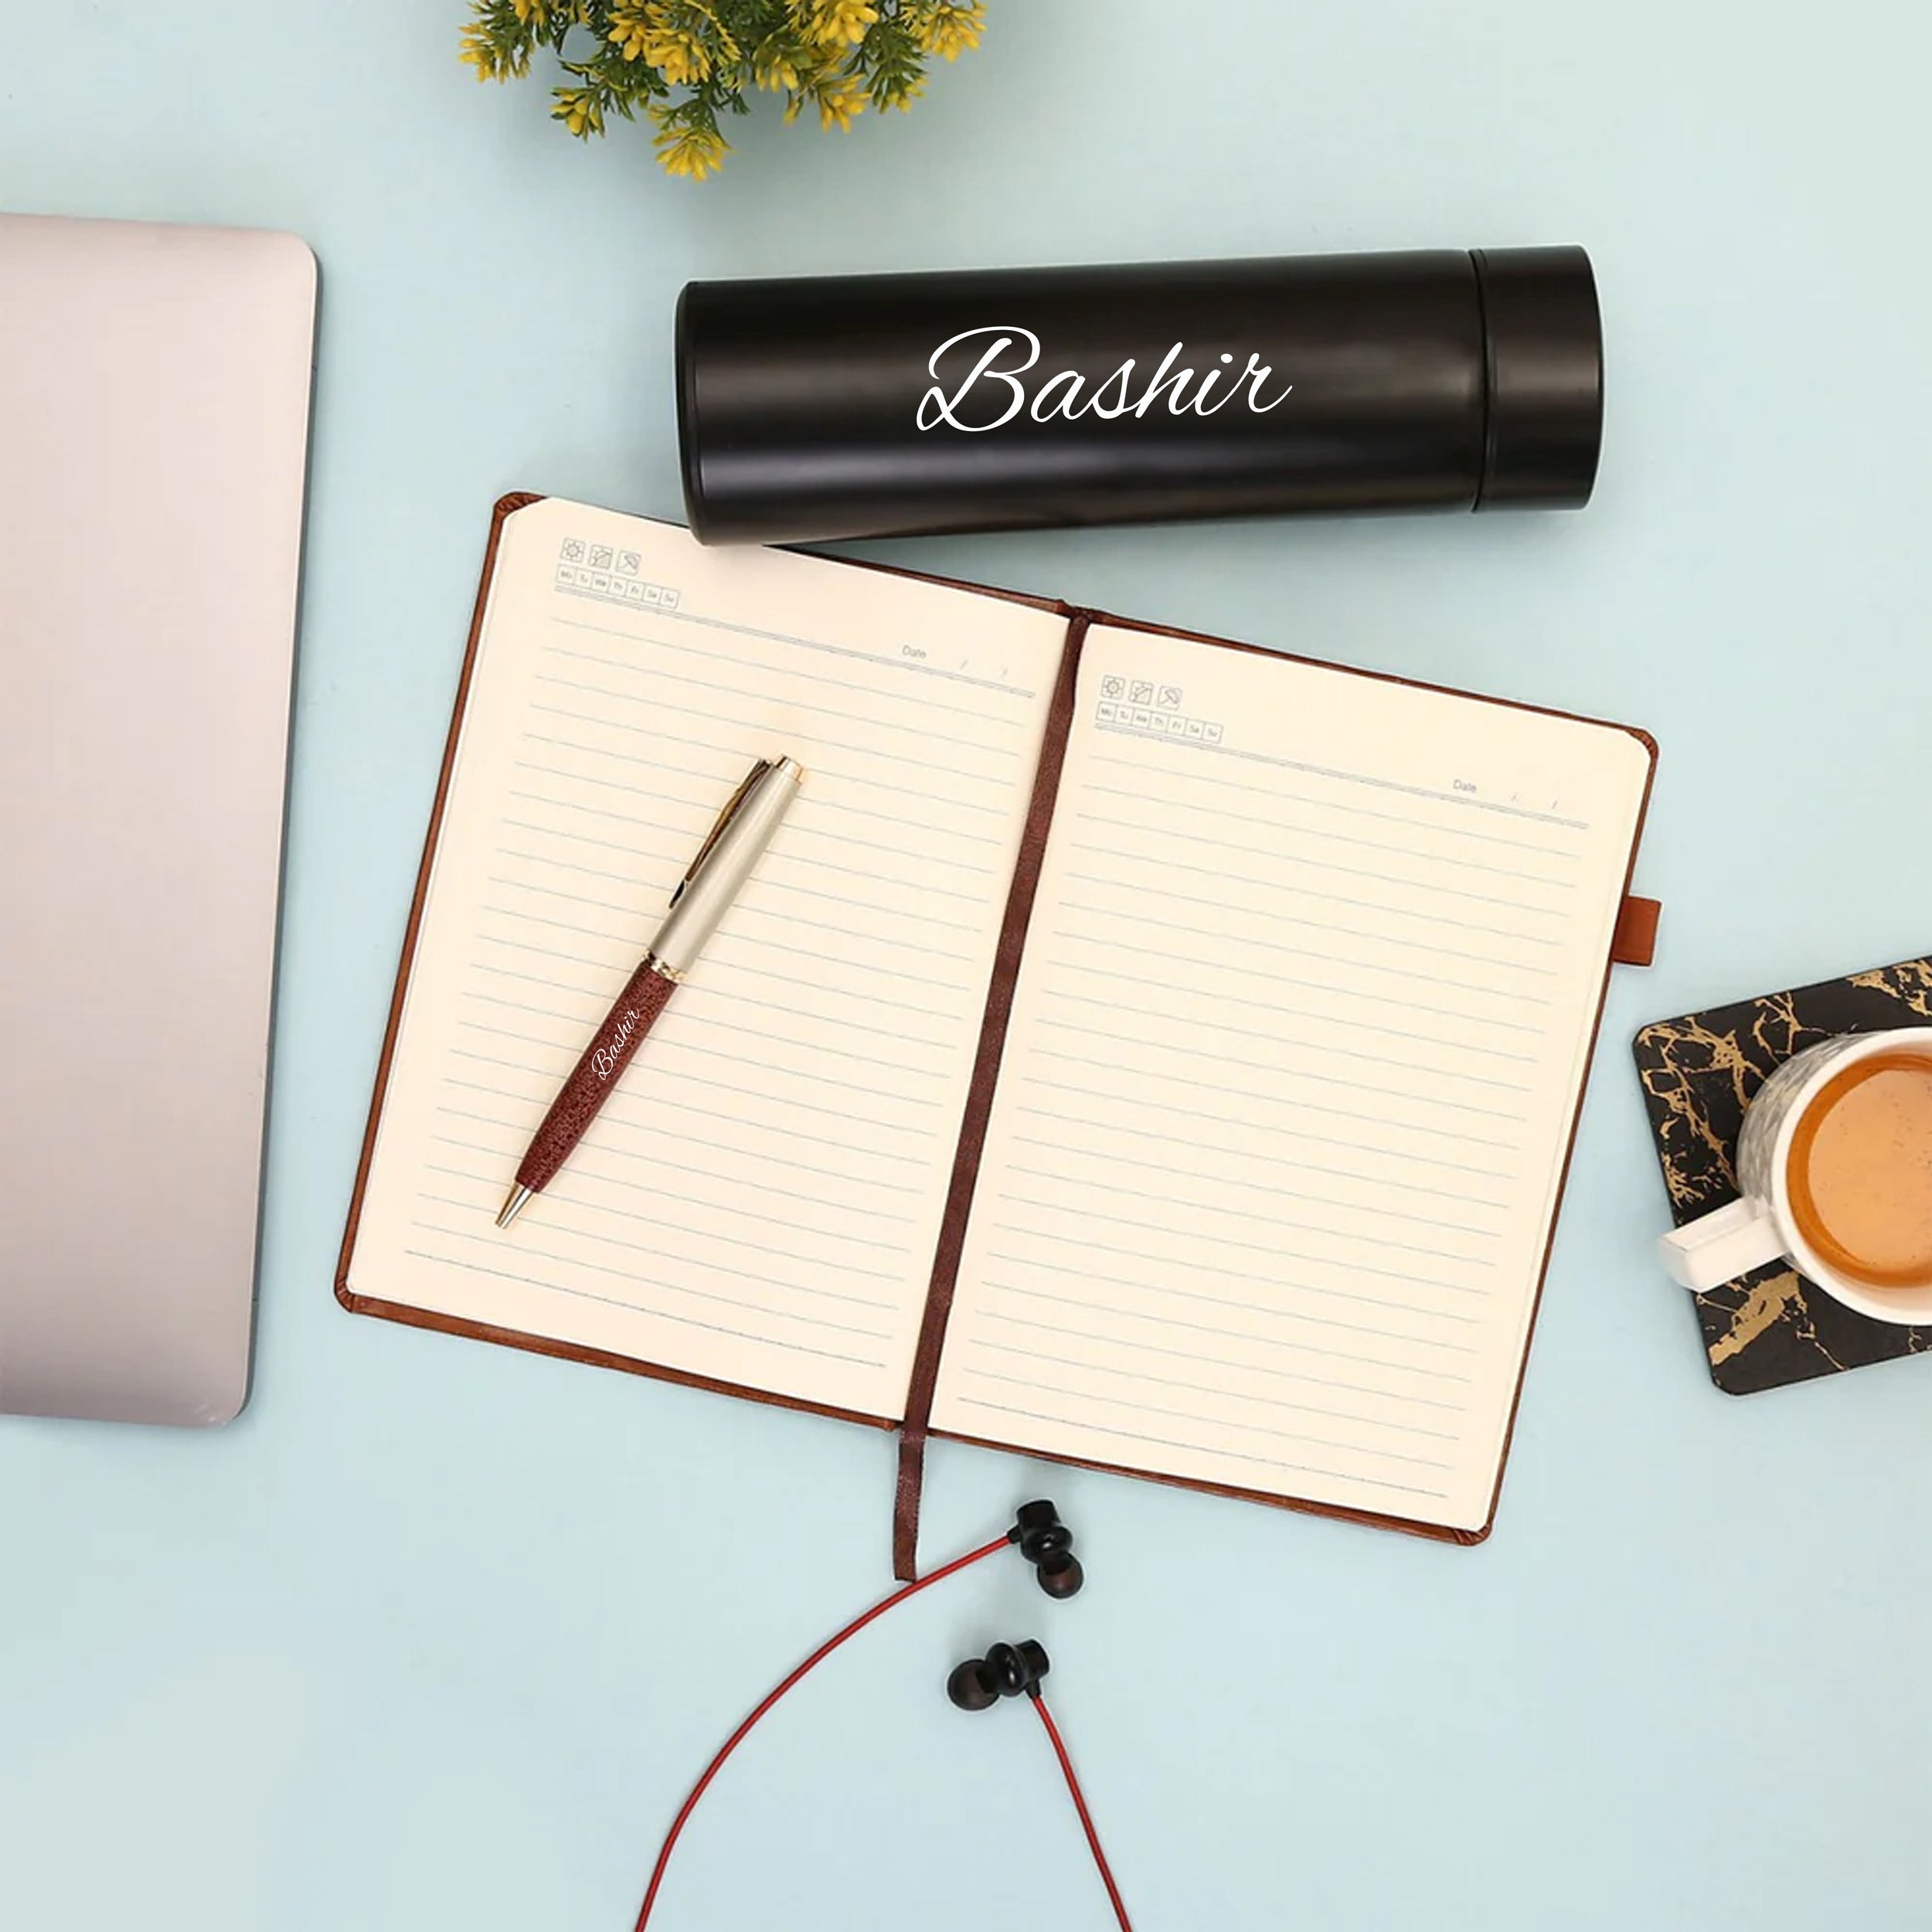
left=1658, top=1198, right=1785, bottom=1292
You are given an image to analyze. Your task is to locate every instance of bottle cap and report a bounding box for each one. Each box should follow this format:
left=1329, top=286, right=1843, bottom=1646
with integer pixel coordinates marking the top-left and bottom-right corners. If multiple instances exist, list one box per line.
left=1472, top=246, right=1604, bottom=510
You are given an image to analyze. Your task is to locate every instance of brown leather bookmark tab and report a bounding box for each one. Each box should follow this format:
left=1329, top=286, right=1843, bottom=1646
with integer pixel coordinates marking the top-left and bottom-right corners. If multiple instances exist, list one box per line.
left=1611, top=894, right=1662, bottom=968
left=892, top=1430, right=931, bottom=1583
left=892, top=613, right=1089, bottom=1582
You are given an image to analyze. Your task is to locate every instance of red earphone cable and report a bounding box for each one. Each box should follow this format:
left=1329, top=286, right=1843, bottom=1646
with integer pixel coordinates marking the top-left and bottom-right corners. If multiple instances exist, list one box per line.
left=1033, top=1695, right=1134, bottom=1932
left=632, top=1534, right=1010, bottom=1930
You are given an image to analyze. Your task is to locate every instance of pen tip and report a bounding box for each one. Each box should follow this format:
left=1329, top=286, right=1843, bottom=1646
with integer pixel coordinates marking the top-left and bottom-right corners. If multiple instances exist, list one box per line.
left=495, top=1185, right=532, bottom=1229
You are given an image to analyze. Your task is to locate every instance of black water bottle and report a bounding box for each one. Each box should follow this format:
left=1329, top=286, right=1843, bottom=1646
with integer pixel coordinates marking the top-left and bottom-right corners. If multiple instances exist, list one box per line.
left=675, top=246, right=1602, bottom=546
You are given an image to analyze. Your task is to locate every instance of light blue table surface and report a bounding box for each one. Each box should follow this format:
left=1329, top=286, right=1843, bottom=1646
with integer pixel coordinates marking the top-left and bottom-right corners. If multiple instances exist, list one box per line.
left=5, top=4, right=1930, bottom=1927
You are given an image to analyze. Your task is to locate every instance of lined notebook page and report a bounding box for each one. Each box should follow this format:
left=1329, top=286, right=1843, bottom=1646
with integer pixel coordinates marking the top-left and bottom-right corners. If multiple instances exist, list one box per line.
left=930, top=624, right=1652, bottom=1531
left=345, top=500, right=1066, bottom=1421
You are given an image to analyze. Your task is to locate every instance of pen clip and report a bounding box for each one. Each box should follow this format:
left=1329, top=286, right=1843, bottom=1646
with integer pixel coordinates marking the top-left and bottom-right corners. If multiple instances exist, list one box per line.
left=670, top=757, right=772, bottom=908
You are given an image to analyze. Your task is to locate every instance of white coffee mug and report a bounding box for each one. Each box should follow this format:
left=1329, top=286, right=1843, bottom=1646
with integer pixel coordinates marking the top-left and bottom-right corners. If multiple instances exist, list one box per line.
left=1658, top=1026, right=1932, bottom=1325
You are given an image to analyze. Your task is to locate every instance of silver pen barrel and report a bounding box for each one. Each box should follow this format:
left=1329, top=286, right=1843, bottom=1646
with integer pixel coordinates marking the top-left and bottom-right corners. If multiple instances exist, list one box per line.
left=647, top=756, right=804, bottom=977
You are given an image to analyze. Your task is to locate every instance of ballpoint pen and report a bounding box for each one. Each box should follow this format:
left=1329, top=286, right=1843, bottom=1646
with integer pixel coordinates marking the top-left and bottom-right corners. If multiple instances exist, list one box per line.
left=496, top=753, right=804, bottom=1228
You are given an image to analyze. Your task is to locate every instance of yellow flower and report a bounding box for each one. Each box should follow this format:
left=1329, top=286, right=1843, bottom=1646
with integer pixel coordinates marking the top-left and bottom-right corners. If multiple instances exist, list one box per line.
left=510, top=0, right=551, bottom=23
left=654, top=121, right=730, bottom=179
left=753, top=36, right=802, bottom=90
left=610, top=2, right=731, bottom=83
left=655, top=33, right=713, bottom=83
left=607, top=3, right=653, bottom=59
left=460, top=22, right=502, bottom=80
left=803, top=0, right=879, bottom=50
left=552, top=86, right=606, bottom=137
left=920, top=1, right=984, bottom=60
left=815, top=73, right=867, bottom=131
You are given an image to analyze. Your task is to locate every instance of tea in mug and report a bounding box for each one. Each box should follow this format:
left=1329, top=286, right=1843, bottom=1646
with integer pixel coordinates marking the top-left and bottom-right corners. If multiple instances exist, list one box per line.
left=1787, top=1051, right=1932, bottom=1288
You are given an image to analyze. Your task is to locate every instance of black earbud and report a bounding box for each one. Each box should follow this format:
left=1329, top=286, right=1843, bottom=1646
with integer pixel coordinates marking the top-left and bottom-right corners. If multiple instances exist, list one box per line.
left=947, top=1638, right=1050, bottom=1711
left=1010, top=1498, right=1084, bottom=1599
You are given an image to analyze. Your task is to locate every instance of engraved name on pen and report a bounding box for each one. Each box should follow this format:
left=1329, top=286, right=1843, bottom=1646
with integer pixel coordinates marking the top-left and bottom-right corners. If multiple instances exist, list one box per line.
left=917, top=326, right=1293, bottom=433
left=593, top=1008, right=642, bottom=1080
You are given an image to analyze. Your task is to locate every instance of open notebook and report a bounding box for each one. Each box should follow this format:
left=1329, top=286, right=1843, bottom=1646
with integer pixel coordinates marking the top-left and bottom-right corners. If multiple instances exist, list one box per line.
left=338, top=495, right=1658, bottom=1574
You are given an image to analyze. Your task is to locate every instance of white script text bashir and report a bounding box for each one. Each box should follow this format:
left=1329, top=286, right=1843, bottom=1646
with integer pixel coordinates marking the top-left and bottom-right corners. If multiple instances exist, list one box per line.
left=917, top=326, right=1294, bottom=433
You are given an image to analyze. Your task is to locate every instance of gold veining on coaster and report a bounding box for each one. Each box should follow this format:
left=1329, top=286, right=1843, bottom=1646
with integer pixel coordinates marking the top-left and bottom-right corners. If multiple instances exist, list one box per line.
left=1634, top=1016, right=1760, bottom=1209
left=1708, top=1268, right=1805, bottom=1366
left=1849, top=958, right=1932, bottom=1019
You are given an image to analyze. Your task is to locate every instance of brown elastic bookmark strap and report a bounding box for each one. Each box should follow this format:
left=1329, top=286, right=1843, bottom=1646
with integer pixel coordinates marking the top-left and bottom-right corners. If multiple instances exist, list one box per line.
left=892, top=613, right=1090, bottom=1582
left=1611, top=895, right=1662, bottom=968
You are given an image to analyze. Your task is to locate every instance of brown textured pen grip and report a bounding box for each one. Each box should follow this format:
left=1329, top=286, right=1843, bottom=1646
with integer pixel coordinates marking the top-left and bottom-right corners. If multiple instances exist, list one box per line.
left=514, top=961, right=676, bottom=1195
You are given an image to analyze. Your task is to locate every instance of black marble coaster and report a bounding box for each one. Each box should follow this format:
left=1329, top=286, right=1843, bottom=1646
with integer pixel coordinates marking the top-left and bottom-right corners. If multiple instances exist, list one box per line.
left=1632, top=954, right=1932, bottom=1394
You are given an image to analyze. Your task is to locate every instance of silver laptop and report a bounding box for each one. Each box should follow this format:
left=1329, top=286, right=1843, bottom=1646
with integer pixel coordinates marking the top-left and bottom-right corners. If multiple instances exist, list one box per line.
left=0, top=213, right=316, bottom=1423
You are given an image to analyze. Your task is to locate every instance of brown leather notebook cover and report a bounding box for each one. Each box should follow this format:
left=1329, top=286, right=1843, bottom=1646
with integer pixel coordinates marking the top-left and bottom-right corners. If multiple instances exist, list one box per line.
left=337, top=494, right=1660, bottom=1577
